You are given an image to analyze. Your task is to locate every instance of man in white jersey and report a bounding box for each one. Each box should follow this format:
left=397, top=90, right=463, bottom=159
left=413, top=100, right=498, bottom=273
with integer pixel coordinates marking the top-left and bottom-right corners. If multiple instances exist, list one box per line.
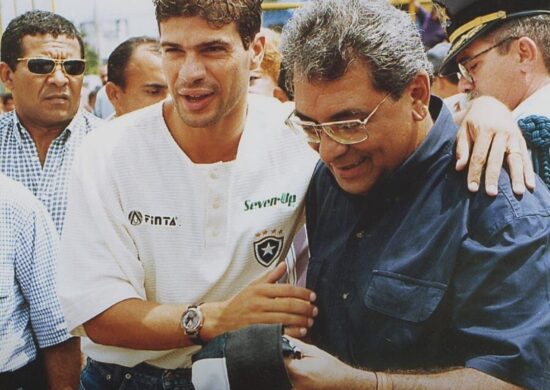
left=58, top=1, right=318, bottom=388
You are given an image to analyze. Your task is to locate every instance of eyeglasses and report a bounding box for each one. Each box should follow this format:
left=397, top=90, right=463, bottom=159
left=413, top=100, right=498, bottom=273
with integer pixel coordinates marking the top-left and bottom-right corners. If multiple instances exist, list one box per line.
left=285, top=93, right=392, bottom=145
left=17, top=57, right=86, bottom=76
left=458, top=37, right=518, bottom=83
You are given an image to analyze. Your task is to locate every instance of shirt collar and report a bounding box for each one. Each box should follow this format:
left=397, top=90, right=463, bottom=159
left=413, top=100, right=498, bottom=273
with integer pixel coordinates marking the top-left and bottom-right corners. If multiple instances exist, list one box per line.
left=513, top=83, right=550, bottom=120
left=12, top=108, right=87, bottom=146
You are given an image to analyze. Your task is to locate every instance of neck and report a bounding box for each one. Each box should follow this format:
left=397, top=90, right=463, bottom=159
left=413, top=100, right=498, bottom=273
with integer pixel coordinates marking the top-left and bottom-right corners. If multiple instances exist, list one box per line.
left=16, top=111, right=68, bottom=166
left=416, top=116, right=433, bottom=148
left=163, top=100, right=247, bottom=164
left=515, top=73, right=550, bottom=109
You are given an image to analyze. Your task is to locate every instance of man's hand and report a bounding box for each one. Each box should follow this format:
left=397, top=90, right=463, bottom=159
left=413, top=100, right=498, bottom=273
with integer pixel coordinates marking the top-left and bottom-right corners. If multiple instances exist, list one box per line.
left=454, top=96, right=535, bottom=196
left=201, top=263, right=318, bottom=340
left=284, top=337, right=375, bottom=390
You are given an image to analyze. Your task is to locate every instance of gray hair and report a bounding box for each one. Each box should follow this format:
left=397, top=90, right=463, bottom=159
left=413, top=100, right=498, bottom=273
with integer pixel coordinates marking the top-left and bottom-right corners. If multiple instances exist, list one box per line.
left=281, top=0, right=432, bottom=99
left=488, top=15, right=550, bottom=73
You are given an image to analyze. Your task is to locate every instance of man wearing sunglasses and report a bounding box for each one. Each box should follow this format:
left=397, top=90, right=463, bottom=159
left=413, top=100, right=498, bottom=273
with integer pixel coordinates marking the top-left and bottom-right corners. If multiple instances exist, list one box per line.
left=278, top=0, right=549, bottom=389
left=0, top=10, right=102, bottom=233
left=0, top=10, right=101, bottom=390
left=435, top=0, right=550, bottom=190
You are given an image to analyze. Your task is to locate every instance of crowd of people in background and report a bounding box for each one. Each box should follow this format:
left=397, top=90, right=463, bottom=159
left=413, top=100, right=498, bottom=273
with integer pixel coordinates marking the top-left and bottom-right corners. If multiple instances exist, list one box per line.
left=0, top=0, right=548, bottom=389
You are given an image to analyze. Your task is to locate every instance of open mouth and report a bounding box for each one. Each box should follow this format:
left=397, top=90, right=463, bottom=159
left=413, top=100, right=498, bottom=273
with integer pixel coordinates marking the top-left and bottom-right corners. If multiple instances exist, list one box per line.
left=338, top=156, right=369, bottom=170
left=184, top=92, right=214, bottom=102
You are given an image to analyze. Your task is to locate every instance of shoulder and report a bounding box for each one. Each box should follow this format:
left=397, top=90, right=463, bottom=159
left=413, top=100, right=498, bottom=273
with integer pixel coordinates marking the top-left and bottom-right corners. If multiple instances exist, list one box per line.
left=246, top=94, right=294, bottom=135
left=76, top=103, right=164, bottom=165
left=79, top=109, right=105, bottom=132
left=0, top=110, right=15, bottom=133
left=0, top=174, right=49, bottom=223
left=469, top=171, right=550, bottom=238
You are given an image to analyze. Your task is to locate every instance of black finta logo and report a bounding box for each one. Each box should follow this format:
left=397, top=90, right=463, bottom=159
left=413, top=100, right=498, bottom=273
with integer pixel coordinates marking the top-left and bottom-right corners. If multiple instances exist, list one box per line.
left=128, top=211, right=178, bottom=227
left=128, top=211, right=143, bottom=226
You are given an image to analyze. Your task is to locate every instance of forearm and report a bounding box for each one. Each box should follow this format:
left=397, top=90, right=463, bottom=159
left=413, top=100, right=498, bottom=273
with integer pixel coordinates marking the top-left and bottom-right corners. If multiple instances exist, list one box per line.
left=346, top=367, right=521, bottom=390
left=83, top=265, right=316, bottom=350
left=84, top=298, right=193, bottom=350
left=42, top=337, right=80, bottom=390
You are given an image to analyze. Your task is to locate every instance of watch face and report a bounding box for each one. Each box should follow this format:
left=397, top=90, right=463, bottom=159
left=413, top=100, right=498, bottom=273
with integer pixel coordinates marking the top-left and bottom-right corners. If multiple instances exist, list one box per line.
left=184, top=310, right=201, bottom=331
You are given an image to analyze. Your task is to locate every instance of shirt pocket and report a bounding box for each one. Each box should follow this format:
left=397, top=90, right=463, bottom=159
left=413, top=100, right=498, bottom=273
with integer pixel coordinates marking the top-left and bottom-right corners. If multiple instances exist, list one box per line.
left=364, top=270, right=446, bottom=322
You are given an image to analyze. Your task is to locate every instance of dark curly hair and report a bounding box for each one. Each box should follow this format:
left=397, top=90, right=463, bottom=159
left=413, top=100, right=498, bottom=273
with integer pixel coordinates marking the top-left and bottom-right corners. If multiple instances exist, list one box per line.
left=1, top=10, right=84, bottom=71
left=152, top=0, right=262, bottom=49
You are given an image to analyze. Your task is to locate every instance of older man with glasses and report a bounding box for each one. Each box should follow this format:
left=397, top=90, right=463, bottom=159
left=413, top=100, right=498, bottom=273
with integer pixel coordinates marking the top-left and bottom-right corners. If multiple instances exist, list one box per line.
left=435, top=0, right=550, bottom=189
left=275, top=1, right=550, bottom=389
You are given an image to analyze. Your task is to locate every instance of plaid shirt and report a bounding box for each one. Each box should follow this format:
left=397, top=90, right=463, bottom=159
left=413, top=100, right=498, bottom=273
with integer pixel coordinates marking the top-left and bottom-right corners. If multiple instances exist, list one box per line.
left=0, top=109, right=103, bottom=233
left=0, top=174, right=70, bottom=372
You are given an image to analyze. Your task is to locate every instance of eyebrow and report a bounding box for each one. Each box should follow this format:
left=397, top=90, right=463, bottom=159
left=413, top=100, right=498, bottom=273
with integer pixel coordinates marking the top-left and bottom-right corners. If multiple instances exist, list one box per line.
left=144, top=83, right=168, bottom=89
left=160, top=38, right=231, bottom=50
left=294, top=108, right=370, bottom=123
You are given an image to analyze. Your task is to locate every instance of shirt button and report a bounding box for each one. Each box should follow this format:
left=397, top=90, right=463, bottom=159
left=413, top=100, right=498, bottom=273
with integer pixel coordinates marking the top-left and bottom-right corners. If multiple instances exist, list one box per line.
left=105, top=374, right=112, bottom=380
left=212, top=230, right=219, bottom=237
left=125, top=373, right=132, bottom=380
left=212, top=199, right=221, bottom=209
left=355, top=230, right=365, bottom=239
left=342, top=292, right=350, bottom=300
left=210, top=170, right=219, bottom=180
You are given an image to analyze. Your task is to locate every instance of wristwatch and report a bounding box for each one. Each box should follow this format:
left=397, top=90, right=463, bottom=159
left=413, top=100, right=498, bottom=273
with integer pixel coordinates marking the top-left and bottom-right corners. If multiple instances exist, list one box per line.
left=181, top=304, right=205, bottom=345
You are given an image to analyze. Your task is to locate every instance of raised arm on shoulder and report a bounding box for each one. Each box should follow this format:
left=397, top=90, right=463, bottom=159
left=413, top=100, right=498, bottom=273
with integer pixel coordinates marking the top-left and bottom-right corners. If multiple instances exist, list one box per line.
left=454, top=96, right=535, bottom=196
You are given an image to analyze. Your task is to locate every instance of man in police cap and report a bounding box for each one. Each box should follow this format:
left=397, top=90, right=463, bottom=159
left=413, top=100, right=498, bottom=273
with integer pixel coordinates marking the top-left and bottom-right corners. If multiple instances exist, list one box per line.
left=435, top=0, right=550, bottom=188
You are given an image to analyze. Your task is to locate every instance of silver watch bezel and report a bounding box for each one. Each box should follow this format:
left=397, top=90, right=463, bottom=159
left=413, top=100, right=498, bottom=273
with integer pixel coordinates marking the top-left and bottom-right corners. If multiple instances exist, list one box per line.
left=181, top=305, right=204, bottom=340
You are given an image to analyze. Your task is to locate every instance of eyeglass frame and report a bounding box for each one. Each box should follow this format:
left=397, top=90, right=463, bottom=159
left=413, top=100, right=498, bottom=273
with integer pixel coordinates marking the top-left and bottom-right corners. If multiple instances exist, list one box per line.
left=16, top=57, right=87, bottom=76
left=457, top=36, right=519, bottom=83
left=284, top=92, right=392, bottom=145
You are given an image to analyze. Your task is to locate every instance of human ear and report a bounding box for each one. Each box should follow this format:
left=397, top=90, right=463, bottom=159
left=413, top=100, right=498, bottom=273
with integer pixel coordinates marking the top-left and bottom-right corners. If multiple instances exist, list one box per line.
left=105, top=82, right=123, bottom=116
left=408, top=71, right=431, bottom=121
left=0, top=62, right=15, bottom=90
left=516, top=37, right=538, bottom=68
left=250, top=34, right=265, bottom=71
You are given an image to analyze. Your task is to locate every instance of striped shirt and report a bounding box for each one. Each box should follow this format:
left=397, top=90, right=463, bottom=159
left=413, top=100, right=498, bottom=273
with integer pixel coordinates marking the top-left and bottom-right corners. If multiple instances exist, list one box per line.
left=0, top=109, right=103, bottom=233
left=0, top=173, right=70, bottom=372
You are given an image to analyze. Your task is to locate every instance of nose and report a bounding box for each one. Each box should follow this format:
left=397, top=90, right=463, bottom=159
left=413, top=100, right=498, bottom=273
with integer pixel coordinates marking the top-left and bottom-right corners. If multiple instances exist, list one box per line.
left=178, top=54, right=206, bottom=85
left=458, top=74, right=474, bottom=94
left=318, top=132, right=349, bottom=165
left=48, top=65, right=69, bottom=87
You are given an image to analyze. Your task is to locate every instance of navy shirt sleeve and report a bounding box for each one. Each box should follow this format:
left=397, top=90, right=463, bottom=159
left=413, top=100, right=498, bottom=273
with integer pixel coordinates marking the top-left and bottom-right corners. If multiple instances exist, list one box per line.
left=454, top=202, right=550, bottom=389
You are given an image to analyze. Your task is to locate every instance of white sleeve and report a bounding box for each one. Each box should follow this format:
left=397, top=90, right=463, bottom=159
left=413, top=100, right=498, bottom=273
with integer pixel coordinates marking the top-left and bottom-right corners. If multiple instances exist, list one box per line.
left=57, top=140, right=144, bottom=334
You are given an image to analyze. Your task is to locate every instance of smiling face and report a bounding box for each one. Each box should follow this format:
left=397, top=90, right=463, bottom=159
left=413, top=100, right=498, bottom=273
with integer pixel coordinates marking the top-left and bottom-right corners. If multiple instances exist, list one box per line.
left=293, top=60, right=428, bottom=196
left=0, top=34, right=83, bottom=131
left=160, top=16, right=262, bottom=130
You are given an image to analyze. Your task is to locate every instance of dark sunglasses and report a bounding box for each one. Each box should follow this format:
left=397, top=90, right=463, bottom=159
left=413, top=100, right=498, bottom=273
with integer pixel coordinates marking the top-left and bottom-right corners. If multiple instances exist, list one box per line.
left=17, top=57, right=86, bottom=76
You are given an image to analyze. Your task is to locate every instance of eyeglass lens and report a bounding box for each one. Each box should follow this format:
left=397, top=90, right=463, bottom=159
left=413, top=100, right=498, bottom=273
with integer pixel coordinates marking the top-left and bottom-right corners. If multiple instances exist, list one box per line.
left=27, top=58, right=86, bottom=76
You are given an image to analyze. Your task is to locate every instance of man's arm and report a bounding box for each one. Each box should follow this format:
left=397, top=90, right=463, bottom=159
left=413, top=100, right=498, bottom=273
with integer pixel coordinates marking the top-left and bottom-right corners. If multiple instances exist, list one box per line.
left=285, top=339, right=522, bottom=390
left=41, top=337, right=80, bottom=390
left=15, top=198, right=79, bottom=389
left=84, top=262, right=318, bottom=349
left=454, top=96, right=535, bottom=195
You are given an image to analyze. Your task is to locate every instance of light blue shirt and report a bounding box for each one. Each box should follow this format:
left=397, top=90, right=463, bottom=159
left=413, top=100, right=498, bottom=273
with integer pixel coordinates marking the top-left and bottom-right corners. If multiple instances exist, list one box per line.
left=0, top=173, right=69, bottom=372
left=0, top=109, right=103, bottom=233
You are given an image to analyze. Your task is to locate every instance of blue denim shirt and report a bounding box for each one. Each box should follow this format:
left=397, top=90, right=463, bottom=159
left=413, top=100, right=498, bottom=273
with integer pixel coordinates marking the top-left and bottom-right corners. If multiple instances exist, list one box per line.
left=306, top=98, right=550, bottom=390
